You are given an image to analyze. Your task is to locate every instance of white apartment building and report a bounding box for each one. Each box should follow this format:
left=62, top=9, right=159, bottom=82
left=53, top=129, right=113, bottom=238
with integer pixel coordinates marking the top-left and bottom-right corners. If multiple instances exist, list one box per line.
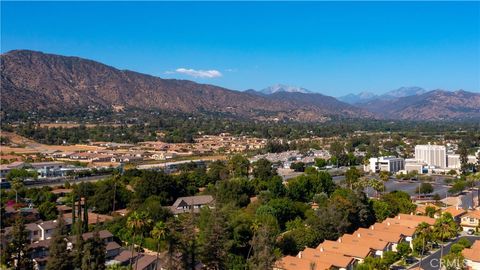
left=367, top=156, right=405, bottom=173
left=414, top=144, right=447, bottom=168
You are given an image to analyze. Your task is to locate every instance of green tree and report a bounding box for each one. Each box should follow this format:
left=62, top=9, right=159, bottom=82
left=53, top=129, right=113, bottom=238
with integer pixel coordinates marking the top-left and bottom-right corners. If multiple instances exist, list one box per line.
left=434, top=213, right=458, bottom=242
left=227, top=154, right=250, bottom=178
left=5, top=217, right=34, bottom=270
left=380, top=191, right=416, bottom=216
left=290, top=162, right=305, bottom=172
left=416, top=182, right=434, bottom=194
left=442, top=252, right=464, bottom=270
left=126, top=211, right=152, bottom=269
left=11, top=178, right=25, bottom=204
left=151, top=221, right=166, bottom=270
left=457, top=237, right=472, bottom=248
left=449, top=243, right=465, bottom=254
left=329, top=141, right=344, bottom=158
left=396, top=241, right=411, bottom=259
left=425, top=206, right=438, bottom=218
left=459, top=144, right=469, bottom=175
left=198, top=207, right=228, bottom=270
left=413, top=222, right=432, bottom=256
left=46, top=216, right=72, bottom=270
left=81, top=230, right=106, bottom=270
left=314, top=158, right=327, bottom=168
left=379, top=171, right=390, bottom=183
left=215, top=177, right=254, bottom=208
left=247, top=215, right=279, bottom=270
left=136, top=196, right=173, bottom=223
left=345, top=167, right=361, bottom=189
left=286, top=171, right=335, bottom=202
left=72, top=222, right=84, bottom=269
left=6, top=168, right=37, bottom=181
left=38, top=201, right=59, bottom=220
left=252, top=158, right=276, bottom=180
left=91, top=178, right=131, bottom=214
left=207, top=160, right=229, bottom=183
left=372, top=200, right=393, bottom=221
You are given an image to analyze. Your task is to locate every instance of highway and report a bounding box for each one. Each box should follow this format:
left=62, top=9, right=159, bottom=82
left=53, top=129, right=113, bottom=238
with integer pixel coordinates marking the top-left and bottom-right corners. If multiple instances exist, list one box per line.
left=1, top=174, right=110, bottom=189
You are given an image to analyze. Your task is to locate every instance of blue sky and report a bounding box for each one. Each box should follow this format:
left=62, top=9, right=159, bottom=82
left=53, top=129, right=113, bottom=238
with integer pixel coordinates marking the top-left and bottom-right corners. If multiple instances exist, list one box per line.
left=1, top=1, right=479, bottom=96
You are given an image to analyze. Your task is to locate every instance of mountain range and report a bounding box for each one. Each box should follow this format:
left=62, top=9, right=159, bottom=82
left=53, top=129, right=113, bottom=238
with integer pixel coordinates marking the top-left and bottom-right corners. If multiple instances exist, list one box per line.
left=338, top=87, right=427, bottom=105
left=1, top=50, right=479, bottom=121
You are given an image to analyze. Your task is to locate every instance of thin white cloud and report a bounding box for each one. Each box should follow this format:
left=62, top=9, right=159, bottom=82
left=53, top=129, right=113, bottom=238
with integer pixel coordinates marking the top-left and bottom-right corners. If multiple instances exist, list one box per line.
left=175, top=68, right=222, bottom=78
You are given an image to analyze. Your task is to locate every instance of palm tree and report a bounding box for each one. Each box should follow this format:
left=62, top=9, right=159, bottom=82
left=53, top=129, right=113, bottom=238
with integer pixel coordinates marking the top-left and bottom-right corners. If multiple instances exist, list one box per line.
left=415, top=221, right=432, bottom=265
left=127, top=211, right=151, bottom=269
left=151, top=221, right=167, bottom=270
left=245, top=220, right=260, bottom=270
left=433, top=213, right=458, bottom=270
left=434, top=213, right=458, bottom=242
left=369, top=178, right=384, bottom=198
left=11, top=177, right=24, bottom=204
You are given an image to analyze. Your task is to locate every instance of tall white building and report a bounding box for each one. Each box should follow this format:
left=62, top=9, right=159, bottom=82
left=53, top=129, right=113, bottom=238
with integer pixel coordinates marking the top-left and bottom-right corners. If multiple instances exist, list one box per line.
left=415, top=144, right=447, bottom=168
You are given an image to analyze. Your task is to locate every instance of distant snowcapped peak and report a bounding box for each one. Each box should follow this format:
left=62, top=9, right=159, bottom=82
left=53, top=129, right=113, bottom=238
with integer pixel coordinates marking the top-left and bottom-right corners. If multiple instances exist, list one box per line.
left=260, top=84, right=312, bottom=95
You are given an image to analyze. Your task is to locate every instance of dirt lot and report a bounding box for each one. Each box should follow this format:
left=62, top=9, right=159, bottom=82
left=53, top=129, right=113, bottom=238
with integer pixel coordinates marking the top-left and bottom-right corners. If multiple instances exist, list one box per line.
left=0, top=131, right=105, bottom=154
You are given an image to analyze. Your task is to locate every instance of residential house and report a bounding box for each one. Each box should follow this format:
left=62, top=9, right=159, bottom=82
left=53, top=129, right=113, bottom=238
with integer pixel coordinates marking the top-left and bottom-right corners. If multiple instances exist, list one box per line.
left=109, top=250, right=160, bottom=270
left=353, top=228, right=405, bottom=251
left=170, top=195, right=214, bottom=215
left=274, top=255, right=332, bottom=270
left=37, top=219, right=72, bottom=241
left=299, top=247, right=356, bottom=270
left=460, top=210, right=480, bottom=232
left=317, top=240, right=373, bottom=262
left=338, top=234, right=391, bottom=257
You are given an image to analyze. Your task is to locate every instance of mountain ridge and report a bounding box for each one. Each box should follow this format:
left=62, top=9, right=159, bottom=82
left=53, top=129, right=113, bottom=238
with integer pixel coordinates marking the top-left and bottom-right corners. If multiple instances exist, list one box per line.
left=0, top=50, right=370, bottom=122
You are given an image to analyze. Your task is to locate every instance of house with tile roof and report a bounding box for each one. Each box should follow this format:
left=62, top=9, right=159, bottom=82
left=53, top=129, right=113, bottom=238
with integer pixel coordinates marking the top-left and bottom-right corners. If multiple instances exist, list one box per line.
left=299, top=247, right=356, bottom=269
left=274, top=255, right=332, bottom=270
left=460, top=210, right=480, bottom=232
left=462, top=240, right=480, bottom=269
left=317, top=240, right=374, bottom=262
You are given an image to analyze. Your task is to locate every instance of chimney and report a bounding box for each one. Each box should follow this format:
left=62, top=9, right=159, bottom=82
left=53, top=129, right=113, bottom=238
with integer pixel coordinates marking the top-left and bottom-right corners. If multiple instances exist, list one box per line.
left=298, top=252, right=302, bottom=259
left=386, top=222, right=391, bottom=226
left=319, top=247, right=324, bottom=252
left=338, top=238, right=342, bottom=243
left=356, top=233, right=361, bottom=238
left=370, top=225, right=375, bottom=230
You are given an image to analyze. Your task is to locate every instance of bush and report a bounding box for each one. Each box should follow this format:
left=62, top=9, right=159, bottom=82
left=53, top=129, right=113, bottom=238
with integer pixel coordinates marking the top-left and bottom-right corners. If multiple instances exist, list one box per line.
left=457, top=238, right=472, bottom=248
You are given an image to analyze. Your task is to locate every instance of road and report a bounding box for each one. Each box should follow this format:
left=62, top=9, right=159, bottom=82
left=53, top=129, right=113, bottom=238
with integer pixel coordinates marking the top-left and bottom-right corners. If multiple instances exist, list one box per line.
left=1, top=175, right=109, bottom=189
left=409, top=235, right=480, bottom=270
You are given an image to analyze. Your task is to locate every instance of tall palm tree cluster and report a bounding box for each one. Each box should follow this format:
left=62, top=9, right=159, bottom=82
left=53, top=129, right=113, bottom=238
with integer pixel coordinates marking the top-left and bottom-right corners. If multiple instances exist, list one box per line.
left=414, top=212, right=459, bottom=265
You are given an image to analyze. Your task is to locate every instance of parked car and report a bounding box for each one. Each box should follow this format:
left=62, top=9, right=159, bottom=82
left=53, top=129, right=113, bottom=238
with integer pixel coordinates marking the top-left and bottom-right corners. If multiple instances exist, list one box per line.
left=467, top=229, right=475, bottom=235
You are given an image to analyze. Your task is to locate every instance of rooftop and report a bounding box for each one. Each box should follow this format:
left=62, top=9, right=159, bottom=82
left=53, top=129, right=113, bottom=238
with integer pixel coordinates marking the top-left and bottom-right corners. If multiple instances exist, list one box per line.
left=462, top=240, right=480, bottom=262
